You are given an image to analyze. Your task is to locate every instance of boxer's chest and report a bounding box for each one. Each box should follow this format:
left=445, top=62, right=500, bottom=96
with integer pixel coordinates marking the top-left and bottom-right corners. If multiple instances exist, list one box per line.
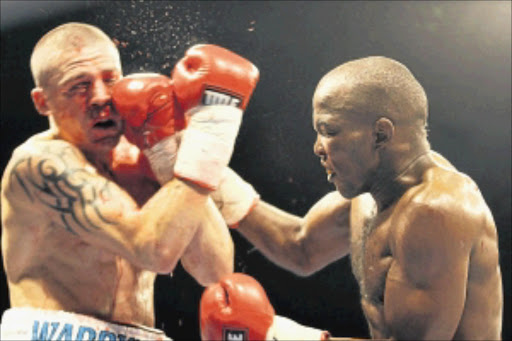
left=112, top=258, right=157, bottom=325
left=350, top=205, right=394, bottom=305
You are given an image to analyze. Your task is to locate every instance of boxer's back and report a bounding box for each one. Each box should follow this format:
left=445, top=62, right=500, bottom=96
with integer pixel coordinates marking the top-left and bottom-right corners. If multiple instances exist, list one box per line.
left=450, top=175, right=502, bottom=340
left=1, top=132, right=158, bottom=327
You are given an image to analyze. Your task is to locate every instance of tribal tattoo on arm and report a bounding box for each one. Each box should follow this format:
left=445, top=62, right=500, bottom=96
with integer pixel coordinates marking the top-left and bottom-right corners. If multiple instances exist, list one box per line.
left=9, top=144, right=118, bottom=235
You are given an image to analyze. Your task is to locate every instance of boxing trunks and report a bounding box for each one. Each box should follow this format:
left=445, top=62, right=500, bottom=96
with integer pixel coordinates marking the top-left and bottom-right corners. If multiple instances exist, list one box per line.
left=0, top=307, right=171, bottom=341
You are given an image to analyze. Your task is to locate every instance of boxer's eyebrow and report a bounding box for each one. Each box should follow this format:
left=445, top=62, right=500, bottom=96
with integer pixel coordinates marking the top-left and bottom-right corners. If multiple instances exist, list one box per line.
left=59, top=73, right=89, bottom=88
left=102, top=70, right=121, bottom=81
left=59, top=67, right=120, bottom=87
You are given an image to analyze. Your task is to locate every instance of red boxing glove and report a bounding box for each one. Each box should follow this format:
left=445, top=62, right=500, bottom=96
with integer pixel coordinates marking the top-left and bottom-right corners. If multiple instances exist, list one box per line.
left=171, top=45, right=260, bottom=189
left=200, top=273, right=274, bottom=341
left=112, top=73, right=185, bottom=183
left=200, top=273, right=331, bottom=341
left=172, top=44, right=260, bottom=112
left=112, top=73, right=185, bottom=148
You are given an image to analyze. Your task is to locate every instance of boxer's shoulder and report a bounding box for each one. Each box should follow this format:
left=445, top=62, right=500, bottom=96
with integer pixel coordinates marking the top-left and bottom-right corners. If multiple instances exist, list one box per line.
left=421, top=164, right=487, bottom=218
left=10, top=131, right=86, bottom=166
left=2, top=133, right=84, bottom=192
left=391, top=165, right=487, bottom=255
left=0, top=135, right=113, bottom=229
left=424, top=150, right=484, bottom=207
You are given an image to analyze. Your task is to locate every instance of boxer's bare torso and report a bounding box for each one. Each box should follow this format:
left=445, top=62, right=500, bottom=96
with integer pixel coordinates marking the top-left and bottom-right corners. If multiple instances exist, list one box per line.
left=237, top=150, right=502, bottom=339
left=348, top=154, right=502, bottom=340
left=2, top=132, right=160, bottom=327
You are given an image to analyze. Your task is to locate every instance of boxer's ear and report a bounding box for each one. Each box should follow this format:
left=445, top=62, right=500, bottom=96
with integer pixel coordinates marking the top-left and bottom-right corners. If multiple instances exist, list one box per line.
left=31, top=88, right=50, bottom=116
left=373, top=117, right=394, bottom=149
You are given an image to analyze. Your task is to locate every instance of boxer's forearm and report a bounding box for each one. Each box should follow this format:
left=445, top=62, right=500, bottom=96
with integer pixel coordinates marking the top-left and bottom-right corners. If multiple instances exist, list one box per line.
left=180, top=198, right=234, bottom=286
left=128, top=178, right=213, bottom=272
left=237, top=192, right=352, bottom=276
left=237, top=201, right=315, bottom=275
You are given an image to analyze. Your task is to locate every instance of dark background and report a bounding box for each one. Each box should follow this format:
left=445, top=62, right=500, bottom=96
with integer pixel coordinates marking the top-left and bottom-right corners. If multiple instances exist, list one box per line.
left=1, top=1, right=510, bottom=339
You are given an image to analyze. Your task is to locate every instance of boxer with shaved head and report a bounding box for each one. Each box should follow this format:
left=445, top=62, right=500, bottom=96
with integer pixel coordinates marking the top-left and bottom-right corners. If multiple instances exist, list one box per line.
left=204, top=56, right=503, bottom=340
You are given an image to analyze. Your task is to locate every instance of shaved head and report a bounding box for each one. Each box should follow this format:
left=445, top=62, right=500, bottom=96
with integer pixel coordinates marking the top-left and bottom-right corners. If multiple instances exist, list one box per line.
left=314, top=56, right=428, bottom=128
left=30, top=22, right=121, bottom=88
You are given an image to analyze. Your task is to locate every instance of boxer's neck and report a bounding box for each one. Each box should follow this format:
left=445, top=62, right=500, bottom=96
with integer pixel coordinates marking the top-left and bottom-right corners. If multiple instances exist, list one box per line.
left=370, top=151, right=433, bottom=212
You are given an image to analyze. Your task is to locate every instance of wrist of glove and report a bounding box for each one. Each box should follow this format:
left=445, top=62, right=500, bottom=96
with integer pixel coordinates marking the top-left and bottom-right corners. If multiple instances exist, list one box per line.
left=267, top=315, right=331, bottom=341
left=174, top=105, right=243, bottom=190
left=142, top=133, right=180, bottom=184
left=210, top=167, right=260, bottom=227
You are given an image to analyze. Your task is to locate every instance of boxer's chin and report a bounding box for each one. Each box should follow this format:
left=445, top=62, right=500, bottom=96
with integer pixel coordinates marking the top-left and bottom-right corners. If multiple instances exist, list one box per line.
left=90, top=124, right=123, bottom=149
left=335, top=180, right=359, bottom=199
left=93, top=133, right=122, bottom=150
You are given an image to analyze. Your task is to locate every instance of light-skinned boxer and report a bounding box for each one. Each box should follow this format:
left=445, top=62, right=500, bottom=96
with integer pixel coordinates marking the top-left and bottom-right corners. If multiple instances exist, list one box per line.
left=204, top=56, right=503, bottom=340
left=0, top=22, right=259, bottom=340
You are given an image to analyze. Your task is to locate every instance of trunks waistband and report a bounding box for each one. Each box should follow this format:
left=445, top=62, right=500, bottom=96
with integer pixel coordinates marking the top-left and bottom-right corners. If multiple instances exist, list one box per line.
left=0, top=307, right=171, bottom=341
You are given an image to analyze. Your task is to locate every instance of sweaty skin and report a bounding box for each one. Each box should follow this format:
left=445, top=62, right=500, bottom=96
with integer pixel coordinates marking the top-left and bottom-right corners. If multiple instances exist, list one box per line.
left=348, top=153, right=502, bottom=340
left=1, top=133, right=233, bottom=327
left=2, top=134, right=159, bottom=325
left=235, top=57, right=502, bottom=340
left=240, top=153, right=502, bottom=340
left=1, top=23, right=233, bottom=329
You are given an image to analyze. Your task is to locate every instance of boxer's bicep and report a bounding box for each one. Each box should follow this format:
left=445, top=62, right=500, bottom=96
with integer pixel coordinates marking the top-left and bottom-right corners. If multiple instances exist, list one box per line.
left=301, top=191, right=351, bottom=268
left=384, top=205, right=470, bottom=340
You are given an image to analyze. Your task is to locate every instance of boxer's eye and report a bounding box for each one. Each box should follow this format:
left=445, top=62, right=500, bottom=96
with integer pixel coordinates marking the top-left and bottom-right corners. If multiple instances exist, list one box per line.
left=325, top=129, right=338, bottom=137
left=68, top=82, right=90, bottom=95
left=320, top=126, right=338, bottom=137
left=316, top=122, right=338, bottom=137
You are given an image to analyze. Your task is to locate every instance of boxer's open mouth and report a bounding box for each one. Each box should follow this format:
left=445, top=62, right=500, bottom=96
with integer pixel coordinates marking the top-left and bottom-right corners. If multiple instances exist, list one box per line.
left=93, top=119, right=117, bottom=129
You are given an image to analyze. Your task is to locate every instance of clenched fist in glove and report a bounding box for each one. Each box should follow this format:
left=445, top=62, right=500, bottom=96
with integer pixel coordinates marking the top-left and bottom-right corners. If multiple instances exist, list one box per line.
left=113, top=45, right=260, bottom=200
left=112, top=73, right=185, bottom=184
left=171, top=44, right=259, bottom=190
left=200, top=273, right=330, bottom=340
left=172, top=44, right=259, bottom=111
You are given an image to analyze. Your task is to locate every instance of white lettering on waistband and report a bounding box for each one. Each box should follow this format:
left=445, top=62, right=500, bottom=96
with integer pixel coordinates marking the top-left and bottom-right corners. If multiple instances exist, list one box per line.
left=1, top=308, right=170, bottom=341
left=31, top=320, right=140, bottom=341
